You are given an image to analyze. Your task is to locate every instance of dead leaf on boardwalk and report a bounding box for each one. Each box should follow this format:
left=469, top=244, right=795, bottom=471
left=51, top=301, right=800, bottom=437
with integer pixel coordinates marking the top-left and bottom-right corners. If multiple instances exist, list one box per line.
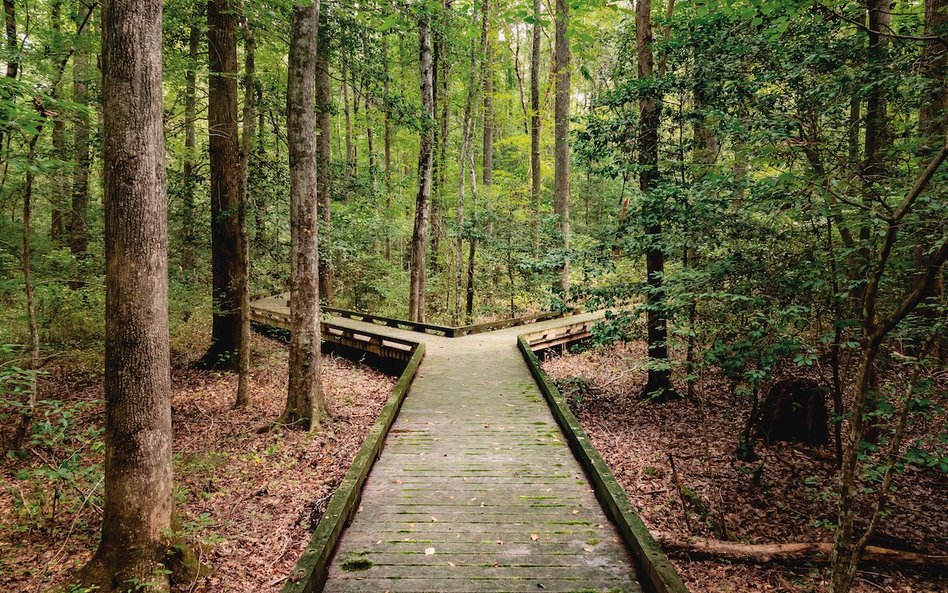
left=424, top=547, right=436, bottom=556
left=530, top=533, right=539, bottom=541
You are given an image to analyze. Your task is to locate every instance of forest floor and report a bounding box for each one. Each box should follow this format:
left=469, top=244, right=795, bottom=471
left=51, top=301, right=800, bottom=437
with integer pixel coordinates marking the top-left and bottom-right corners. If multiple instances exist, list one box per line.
left=543, top=341, right=948, bottom=593
left=0, top=332, right=396, bottom=593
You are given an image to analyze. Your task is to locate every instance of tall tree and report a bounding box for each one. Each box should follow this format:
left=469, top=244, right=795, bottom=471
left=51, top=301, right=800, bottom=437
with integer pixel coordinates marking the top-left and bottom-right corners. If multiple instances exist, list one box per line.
left=50, top=0, right=67, bottom=242
left=181, top=23, right=200, bottom=271
left=553, top=0, right=569, bottom=292
left=409, top=9, right=434, bottom=322
left=316, top=7, right=334, bottom=305
left=456, top=41, right=478, bottom=323
left=235, top=18, right=255, bottom=408
left=342, top=58, right=355, bottom=177
left=79, top=0, right=173, bottom=588
left=481, top=0, right=493, bottom=186
left=530, top=0, right=542, bottom=239
left=68, top=3, right=93, bottom=257
left=205, top=0, right=245, bottom=369
left=283, top=0, right=327, bottom=430
left=638, top=0, right=673, bottom=398
left=382, top=33, right=393, bottom=261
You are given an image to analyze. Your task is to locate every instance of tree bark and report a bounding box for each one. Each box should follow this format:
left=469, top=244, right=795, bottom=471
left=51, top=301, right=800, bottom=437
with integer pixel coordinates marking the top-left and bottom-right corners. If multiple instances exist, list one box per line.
left=554, top=0, right=570, bottom=293
left=181, top=23, right=200, bottom=271
left=235, top=19, right=255, bottom=408
left=530, top=0, right=542, bottom=248
left=638, top=0, right=674, bottom=399
left=3, top=0, right=16, bottom=79
left=912, top=0, right=946, bottom=356
left=409, top=12, right=434, bottom=323
left=79, top=1, right=173, bottom=588
left=456, top=42, right=478, bottom=324
left=205, top=0, right=244, bottom=369
left=284, top=0, right=326, bottom=431
left=481, top=0, right=493, bottom=186
left=68, top=8, right=92, bottom=257
left=316, top=8, right=334, bottom=305
left=862, top=0, right=890, bottom=188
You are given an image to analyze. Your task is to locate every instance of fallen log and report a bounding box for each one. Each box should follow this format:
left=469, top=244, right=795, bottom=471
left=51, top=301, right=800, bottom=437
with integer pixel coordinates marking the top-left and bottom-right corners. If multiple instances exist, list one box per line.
left=657, top=536, right=948, bottom=571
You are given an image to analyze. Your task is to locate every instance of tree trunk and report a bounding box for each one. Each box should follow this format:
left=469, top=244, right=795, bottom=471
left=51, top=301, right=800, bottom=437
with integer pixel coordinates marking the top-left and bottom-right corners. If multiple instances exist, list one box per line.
left=912, top=0, right=946, bottom=356
left=284, top=0, right=326, bottom=431
left=3, top=0, right=16, bottom=79
left=0, top=0, right=16, bottom=157
left=553, top=0, right=570, bottom=292
left=862, top=0, right=890, bottom=188
left=465, top=148, right=478, bottom=322
left=530, top=0, right=541, bottom=248
left=316, top=8, right=334, bottom=305
left=456, top=42, right=478, bottom=324
left=382, top=34, right=393, bottom=261
left=409, top=12, right=434, bottom=323
left=181, top=23, right=200, bottom=271
left=235, top=20, right=255, bottom=409
left=480, top=0, right=493, bottom=187
left=367, top=94, right=377, bottom=196
left=205, top=0, right=244, bottom=369
left=50, top=0, right=67, bottom=243
left=80, top=1, right=173, bottom=588
left=342, top=58, right=355, bottom=178
left=69, top=22, right=92, bottom=257
left=638, top=0, right=673, bottom=399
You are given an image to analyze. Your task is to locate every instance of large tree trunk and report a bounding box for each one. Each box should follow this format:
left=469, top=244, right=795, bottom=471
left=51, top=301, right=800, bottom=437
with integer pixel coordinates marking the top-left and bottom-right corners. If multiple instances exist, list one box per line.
left=235, top=20, right=255, bottom=409
left=316, top=8, right=334, bottom=305
left=409, top=13, right=434, bottom=323
left=481, top=0, right=493, bottom=186
left=68, top=17, right=92, bottom=257
left=181, top=23, right=200, bottom=271
left=912, top=0, right=946, bottom=356
left=638, top=0, right=674, bottom=399
left=205, top=0, right=244, bottom=369
left=553, top=0, right=570, bottom=293
left=862, top=0, right=890, bottom=188
left=79, top=1, right=173, bottom=589
left=284, top=0, right=326, bottom=431
left=530, top=0, right=541, bottom=248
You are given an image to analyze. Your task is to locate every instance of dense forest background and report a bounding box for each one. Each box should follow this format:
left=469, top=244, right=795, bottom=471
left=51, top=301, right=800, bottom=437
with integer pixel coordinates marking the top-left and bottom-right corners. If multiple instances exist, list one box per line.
left=0, top=0, right=945, bottom=591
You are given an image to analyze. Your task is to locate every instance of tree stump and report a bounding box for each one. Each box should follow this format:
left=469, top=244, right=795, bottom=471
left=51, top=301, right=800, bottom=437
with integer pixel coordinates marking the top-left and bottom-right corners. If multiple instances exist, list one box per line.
left=757, top=379, right=829, bottom=446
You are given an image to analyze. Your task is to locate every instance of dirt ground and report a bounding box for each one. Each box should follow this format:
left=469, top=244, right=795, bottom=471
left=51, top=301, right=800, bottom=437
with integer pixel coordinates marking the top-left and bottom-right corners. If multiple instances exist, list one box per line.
left=542, top=340, right=948, bottom=593
left=0, top=334, right=396, bottom=593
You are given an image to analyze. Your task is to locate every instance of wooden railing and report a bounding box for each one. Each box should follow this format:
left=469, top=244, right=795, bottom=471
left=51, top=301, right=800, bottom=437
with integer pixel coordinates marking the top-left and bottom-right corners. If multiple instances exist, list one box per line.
left=253, top=292, right=584, bottom=340
left=250, top=306, right=418, bottom=363
left=322, top=306, right=454, bottom=336
left=521, top=317, right=599, bottom=351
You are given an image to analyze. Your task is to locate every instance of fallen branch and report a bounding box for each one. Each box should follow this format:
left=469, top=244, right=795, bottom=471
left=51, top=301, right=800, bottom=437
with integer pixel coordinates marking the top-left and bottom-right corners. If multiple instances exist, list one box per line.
left=657, top=536, right=948, bottom=571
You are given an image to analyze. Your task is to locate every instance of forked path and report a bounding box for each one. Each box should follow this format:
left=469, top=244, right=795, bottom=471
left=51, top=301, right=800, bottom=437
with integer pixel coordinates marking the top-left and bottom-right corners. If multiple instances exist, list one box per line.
left=325, top=316, right=642, bottom=592
left=254, top=298, right=642, bottom=592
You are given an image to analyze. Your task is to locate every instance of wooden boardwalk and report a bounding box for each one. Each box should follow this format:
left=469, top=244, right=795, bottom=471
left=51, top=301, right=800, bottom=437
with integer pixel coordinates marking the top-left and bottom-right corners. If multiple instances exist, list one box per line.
left=252, top=296, right=643, bottom=592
